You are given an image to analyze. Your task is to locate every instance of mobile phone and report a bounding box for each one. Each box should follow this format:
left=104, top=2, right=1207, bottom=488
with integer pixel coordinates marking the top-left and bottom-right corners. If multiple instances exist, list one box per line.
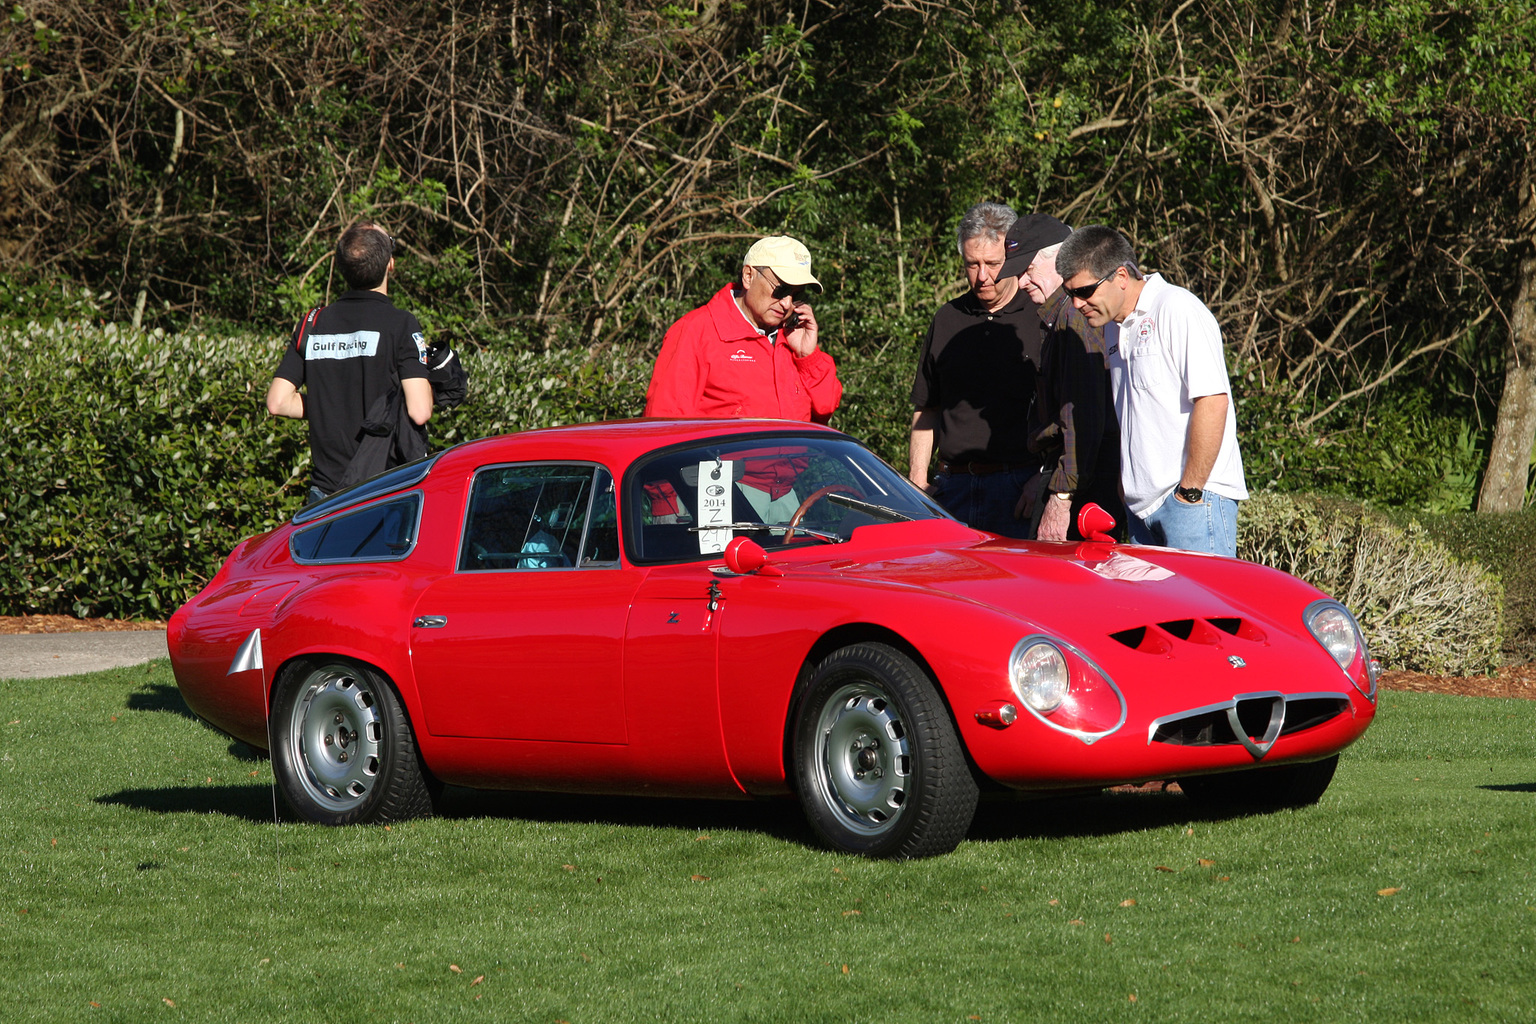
left=783, top=309, right=802, bottom=331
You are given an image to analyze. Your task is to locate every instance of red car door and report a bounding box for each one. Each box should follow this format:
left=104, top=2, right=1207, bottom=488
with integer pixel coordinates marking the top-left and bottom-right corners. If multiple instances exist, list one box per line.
left=409, top=463, right=635, bottom=744
left=410, top=568, right=639, bottom=743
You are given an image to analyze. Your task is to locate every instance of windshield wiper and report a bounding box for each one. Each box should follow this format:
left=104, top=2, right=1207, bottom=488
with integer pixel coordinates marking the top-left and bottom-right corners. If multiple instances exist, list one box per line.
left=827, top=493, right=913, bottom=522
left=689, top=523, right=842, bottom=544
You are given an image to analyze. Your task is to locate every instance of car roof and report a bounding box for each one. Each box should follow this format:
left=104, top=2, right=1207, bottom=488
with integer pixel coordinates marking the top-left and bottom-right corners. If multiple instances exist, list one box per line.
left=292, top=419, right=850, bottom=524
left=433, top=418, right=846, bottom=473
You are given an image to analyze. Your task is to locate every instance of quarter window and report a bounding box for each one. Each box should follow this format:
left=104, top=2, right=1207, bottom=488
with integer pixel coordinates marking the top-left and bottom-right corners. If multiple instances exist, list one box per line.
left=290, top=493, right=422, bottom=563
left=460, top=464, right=618, bottom=571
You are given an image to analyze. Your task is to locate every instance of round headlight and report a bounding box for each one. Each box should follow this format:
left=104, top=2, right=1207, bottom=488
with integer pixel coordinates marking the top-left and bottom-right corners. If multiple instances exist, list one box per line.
left=1307, top=604, right=1362, bottom=671
left=1010, top=640, right=1068, bottom=713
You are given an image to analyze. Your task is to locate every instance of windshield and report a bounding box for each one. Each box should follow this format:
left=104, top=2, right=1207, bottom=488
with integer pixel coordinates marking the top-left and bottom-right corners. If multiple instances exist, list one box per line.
left=625, top=432, right=949, bottom=563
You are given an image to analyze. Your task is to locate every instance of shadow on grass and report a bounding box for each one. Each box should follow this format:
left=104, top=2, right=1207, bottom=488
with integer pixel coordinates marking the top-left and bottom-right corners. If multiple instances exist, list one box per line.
left=436, top=783, right=1241, bottom=848
left=435, top=787, right=818, bottom=848
left=1481, top=782, right=1536, bottom=794
left=96, top=784, right=284, bottom=823
left=127, top=681, right=266, bottom=762
left=91, top=780, right=1246, bottom=849
left=92, top=782, right=818, bottom=843
left=967, top=787, right=1239, bottom=843
left=126, top=681, right=200, bottom=723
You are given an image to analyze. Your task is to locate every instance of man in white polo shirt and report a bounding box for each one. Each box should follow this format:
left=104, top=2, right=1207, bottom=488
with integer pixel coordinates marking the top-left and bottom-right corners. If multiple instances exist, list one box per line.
left=1054, top=226, right=1247, bottom=556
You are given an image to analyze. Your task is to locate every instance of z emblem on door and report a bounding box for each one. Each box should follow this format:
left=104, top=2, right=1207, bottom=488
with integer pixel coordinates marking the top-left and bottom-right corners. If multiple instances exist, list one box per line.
left=667, top=611, right=680, bottom=624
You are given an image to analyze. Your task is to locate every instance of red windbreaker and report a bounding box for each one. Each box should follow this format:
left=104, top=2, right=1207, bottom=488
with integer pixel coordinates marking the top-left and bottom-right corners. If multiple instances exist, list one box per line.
left=644, top=284, right=842, bottom=423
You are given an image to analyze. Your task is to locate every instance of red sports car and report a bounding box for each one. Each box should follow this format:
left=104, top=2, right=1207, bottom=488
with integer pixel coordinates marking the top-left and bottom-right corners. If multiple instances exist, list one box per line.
left=169, top=419, right=1378, bottom=858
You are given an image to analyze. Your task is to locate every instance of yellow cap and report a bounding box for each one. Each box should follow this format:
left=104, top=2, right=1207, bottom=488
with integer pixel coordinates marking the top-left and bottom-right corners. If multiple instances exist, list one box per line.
left=742, top=235, right=823, bottom=292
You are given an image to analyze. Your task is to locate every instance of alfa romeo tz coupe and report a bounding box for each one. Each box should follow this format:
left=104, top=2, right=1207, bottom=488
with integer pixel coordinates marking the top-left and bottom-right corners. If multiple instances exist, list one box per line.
left=169, top=420, right=1378, bottom=858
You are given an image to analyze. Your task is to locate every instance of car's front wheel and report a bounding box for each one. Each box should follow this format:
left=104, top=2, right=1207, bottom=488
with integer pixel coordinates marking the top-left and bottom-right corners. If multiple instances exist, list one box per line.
left=792, top=643, right=978, bottom=858
left=270, top=657, right=436, bottom=825
left=1178, top=754, right=1339, bottom=809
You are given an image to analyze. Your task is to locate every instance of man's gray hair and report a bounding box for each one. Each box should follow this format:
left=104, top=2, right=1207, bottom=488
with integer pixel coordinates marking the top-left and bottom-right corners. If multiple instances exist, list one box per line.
left=1056, top=225, right=1139, bottom=282
left=956, top=202, right=1017, bottom=254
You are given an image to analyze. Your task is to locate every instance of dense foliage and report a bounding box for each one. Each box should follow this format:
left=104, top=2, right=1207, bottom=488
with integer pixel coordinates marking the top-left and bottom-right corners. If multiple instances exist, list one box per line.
left=3, top=0, right=1534, bottom=507
left=4, top=0, right=1532, bottom=661
left=2, top=320, right=304, bottom=616
left=1237, top=492, right=1502, bottom=676
left=2, top=321, right=1512, bottom=674
left=1401, top=507, right=1536, bottom=665
left=0, top=320, right=915, bottom=618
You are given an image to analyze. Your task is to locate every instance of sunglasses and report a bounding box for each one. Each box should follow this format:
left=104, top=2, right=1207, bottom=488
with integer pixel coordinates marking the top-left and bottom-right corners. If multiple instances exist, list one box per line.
left=1063, top=265, right=1125, bottom=301
left=758, top=267, right=807, bottom=303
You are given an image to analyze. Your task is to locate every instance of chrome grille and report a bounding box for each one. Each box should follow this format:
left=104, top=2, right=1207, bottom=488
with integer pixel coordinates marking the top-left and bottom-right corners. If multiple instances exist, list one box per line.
left=1148, top=692, right=1353, bottom=760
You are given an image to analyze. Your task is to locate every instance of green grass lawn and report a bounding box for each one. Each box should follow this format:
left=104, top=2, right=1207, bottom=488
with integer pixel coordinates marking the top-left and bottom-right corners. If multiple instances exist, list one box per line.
left=3, top=662, right=1534, bottom=1023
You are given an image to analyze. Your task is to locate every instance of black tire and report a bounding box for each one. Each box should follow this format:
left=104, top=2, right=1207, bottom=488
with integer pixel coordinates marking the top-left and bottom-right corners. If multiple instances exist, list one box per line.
left=1179, top=753, right=1339, bottom=810
left=792, top=642, right=978, bottom=859
left=270, top=656, right=436, bottom=825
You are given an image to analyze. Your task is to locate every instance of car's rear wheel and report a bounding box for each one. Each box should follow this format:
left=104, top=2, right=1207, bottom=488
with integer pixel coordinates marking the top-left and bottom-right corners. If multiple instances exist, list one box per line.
left=1178, top=754, right=1339, bottom=809
left=792, top=643, right=978, bottom=859
left=270, top=657, right=435, bottom=825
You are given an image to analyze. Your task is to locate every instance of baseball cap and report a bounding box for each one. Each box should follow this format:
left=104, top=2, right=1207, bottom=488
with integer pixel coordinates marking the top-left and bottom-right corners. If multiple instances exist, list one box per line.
left=743, top=235, right=823, bottom=293
left=999, top=214, right=1072, bottom=277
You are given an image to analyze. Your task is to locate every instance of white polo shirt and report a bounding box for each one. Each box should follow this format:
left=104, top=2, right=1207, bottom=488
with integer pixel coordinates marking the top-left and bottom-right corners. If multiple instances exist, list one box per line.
left=1107, top=274, right=1248, bottom=516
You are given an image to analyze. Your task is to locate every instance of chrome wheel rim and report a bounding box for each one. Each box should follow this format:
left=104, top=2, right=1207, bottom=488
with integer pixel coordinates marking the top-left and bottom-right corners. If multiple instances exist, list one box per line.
left=812, top=682, right=912, bottom=835
left=285, top=666, right=385, bottom=813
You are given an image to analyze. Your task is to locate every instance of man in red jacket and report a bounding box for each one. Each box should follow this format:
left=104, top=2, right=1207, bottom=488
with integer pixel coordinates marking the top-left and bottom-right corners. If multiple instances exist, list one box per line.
left=644, top=235, right=842, bottom=423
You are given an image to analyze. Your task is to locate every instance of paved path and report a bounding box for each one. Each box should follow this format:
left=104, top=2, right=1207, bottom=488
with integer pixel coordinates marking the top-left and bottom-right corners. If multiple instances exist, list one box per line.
left=0, top=631, right=169, bottom=680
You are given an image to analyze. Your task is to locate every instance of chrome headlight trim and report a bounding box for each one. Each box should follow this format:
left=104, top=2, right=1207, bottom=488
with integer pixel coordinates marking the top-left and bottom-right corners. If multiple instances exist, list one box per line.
left=1009, top=638, right=1068, bottom=713
left=1303, top=599, right=1376, bottom=700
left=1007, top=634, right=1128, bottom=744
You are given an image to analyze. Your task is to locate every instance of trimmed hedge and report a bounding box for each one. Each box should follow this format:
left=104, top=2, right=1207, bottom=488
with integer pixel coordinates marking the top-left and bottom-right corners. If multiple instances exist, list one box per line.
left=1238, top=492, right=1503, bottom=677
left=1403, top=508, right=1536, bottom=666
left=1, top=321, right=920, bottom=618
left=4, top=321, right=305, bottom=617
left=0, top=321, right=1508, bottom=678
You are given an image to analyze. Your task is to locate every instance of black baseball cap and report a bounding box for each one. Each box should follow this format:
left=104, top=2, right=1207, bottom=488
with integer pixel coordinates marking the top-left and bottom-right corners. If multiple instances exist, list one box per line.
left=999, top=214, right=1072, bottom=277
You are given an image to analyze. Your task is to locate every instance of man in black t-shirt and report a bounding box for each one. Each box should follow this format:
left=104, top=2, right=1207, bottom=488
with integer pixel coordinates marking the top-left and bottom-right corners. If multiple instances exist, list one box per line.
left=908, top=202, right=1044, bottom=539
left=266, top=222, right=433, bottom=501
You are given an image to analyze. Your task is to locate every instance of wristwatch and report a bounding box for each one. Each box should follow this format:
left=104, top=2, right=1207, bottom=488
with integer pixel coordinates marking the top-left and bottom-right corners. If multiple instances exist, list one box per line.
left=1175, top=485, right=1204, bottom=504
left=1053, top=491, right=1072, bottom=502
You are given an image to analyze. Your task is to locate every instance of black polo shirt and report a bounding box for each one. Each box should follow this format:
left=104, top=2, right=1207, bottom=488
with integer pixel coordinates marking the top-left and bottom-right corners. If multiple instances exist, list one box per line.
left=911, top=287, right=1043, bottom=464
left=275, top=290, right=429, bottom=493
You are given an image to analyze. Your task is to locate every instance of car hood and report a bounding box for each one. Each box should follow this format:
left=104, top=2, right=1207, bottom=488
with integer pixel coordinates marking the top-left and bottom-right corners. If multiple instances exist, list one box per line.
left=810, top=522, right=1315, bottom=641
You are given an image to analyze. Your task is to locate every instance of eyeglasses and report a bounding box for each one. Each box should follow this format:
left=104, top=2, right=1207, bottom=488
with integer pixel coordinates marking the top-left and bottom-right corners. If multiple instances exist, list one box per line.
left=757, top=267, right=806, bottom=303
left=1063, top=265, right=1124, bottom=301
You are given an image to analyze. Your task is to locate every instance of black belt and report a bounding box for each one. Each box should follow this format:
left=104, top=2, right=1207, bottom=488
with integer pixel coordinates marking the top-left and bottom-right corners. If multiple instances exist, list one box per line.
left=936, top=459, right=1032, bottom=476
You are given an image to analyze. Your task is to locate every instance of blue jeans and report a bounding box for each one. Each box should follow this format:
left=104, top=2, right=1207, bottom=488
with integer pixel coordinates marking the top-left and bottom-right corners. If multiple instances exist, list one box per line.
left=1130, top=491, right=1239, bottom=557
left=932, top=467, right=1035, bottom=539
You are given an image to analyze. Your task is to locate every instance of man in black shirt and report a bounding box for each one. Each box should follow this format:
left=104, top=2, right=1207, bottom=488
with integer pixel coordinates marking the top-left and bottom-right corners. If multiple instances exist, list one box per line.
left=908, top=202, right=1044, bottom=538
left=1003, top=216, right=1125, bottom=541
left=266, top=222, right=433, bottom=501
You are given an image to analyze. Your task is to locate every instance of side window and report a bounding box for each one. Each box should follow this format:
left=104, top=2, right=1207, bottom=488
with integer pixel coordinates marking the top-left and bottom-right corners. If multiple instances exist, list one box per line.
left=459, top=463, right=616, bottom=571
left=291, top=493, right=421, bottom=563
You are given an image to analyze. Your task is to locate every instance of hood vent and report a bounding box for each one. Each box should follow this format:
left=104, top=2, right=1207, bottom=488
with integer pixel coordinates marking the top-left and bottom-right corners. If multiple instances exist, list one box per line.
left=1111, top=616, right=1268, bottom=654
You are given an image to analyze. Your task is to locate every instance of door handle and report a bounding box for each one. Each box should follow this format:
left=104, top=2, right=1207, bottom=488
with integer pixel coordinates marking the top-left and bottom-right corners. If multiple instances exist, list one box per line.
left=413, top=615, right=448, bottom=629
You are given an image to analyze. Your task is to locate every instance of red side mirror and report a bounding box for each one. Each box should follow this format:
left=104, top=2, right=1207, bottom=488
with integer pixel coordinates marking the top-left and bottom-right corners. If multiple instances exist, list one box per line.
left=724, top=537, right=782, bottom=576
left=1076, top=502, right=1118, bottom=544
